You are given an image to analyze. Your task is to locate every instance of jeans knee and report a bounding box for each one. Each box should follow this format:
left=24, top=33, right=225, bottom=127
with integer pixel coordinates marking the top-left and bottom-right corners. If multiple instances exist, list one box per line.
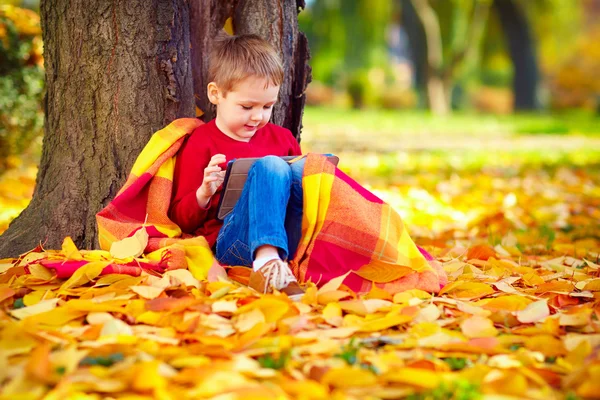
left=289, top=158, right=305, bottom=182
left=252, top=156, right=291, bottom=181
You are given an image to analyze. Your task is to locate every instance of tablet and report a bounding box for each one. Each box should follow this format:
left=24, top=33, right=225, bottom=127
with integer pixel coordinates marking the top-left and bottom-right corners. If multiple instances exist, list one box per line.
left=216, top=154, right=339, bottom=220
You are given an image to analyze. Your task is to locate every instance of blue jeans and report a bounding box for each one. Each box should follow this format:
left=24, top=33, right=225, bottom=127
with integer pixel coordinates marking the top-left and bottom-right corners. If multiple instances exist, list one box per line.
left=215, top=156, right=305, bottom=266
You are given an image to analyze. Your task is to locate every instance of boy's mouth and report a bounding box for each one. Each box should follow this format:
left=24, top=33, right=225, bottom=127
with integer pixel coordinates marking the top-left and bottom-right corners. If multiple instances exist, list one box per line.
left=244, top=124, right=258, bottom=130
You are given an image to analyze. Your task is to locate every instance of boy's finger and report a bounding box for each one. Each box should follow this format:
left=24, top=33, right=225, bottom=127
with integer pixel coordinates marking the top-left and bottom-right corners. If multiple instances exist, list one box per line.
left=210, top=154, right=226, bottom=163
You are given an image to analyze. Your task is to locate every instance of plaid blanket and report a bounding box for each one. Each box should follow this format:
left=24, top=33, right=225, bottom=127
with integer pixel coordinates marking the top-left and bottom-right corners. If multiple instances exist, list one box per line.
left=96, top=119, right=445, bottom=293
left=290, top=153, right=447, bottom=294
left=96, top=118, right=216, bottom=280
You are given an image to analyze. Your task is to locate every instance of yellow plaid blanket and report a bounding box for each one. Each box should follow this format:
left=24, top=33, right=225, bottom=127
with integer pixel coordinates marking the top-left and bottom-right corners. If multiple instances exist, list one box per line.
left=96, top=118, right=216, bottom=280
left=291, top=154, right=447, bottom=294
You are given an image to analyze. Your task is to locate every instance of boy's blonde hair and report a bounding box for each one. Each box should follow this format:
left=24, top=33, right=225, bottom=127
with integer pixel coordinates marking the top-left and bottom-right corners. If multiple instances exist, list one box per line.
left=208, top=34, right=284, bottom=94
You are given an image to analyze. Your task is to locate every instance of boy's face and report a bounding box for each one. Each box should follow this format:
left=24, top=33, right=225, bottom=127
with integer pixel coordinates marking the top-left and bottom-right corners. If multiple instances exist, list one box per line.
left=209, top=77, right=279, bottom=142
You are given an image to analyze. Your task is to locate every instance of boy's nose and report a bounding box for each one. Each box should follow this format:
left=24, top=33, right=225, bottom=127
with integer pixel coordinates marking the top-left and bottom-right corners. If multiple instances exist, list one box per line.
left=251, top=112, right=262, bottom=121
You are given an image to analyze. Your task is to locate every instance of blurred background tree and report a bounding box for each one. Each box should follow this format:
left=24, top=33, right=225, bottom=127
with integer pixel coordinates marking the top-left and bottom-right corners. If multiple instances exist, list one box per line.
left=0, top=2, right=44, bottom=175
left=300, top=0, right=599, bottom=115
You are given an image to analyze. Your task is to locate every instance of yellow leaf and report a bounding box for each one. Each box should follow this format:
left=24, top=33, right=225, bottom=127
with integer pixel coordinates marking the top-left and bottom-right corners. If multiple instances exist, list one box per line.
left=130, top=285, right=164, bottom=300
left=384, top=368, right=442, bottom=389
left=317, top=290, right=352, bottom=305
left=235, top=308, right=265, bottom=333
left=359, top=314, right=413, bottom=332
left=322, top=302, right=343, bottom=327
left=415, top=303, right=441, bottom=323
left=237, top=297, right=289, bottom=324
left=559, top=308, right=593, bottom=326
left=338, top=299, right=392, bottom=316
left=301, top=284, right=318, bottom=305
left=61, top=236, right=83, bottom=260
left=59, top=261, right=108, bottom=292
left=439, top=281, right=494, bottom=299
left=365, top=284, right=393, bottom=300
left=27, top=306, right=87, bottom=326
left=317, top=271, right=352, bottom=294
left=109, top=227, right=148, bottom=259
left=515, top=299, right=550, bottom=323
left=17, top=252, right=45, bottom=267
left=321, top=366, right=377, bottom=387
left=583, top=279, right=600, bottom=291
left=170, top=356, right=211, bottom=369
left=482, top=369, right=528, bottom=397
left=524, top=335, right=565, bottom=357
left=23, top=290, right=54, bottom=306
left=100, top=318, right=133, bottom=336
left=477, top=295, right=532, bottom=312
left=163, top=269, right=200, bottom=288
left=460, top=315, right=498, bottom=338
left=280, top=378, right=329, bottom=399
left=132, top=361, right=167, bottom=391
left=212, top=299, right=238, bottom=314
left=0, top=259, right=15, bottom=273
left=10, top=298, right=60, bottom=319
left=27, top=264, right=54, bottom=280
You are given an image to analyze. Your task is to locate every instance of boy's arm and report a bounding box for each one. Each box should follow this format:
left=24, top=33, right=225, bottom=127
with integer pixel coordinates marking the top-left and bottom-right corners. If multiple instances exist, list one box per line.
left=169, top=136, right=212, bottom=234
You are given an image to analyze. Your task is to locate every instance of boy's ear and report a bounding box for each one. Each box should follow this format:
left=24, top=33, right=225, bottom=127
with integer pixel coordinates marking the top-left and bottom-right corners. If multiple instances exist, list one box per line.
left=207, top=82, right=221, bottom=105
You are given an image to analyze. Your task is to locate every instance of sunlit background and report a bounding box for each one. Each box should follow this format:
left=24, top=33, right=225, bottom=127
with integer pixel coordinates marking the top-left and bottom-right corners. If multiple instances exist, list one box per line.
left=1, top=0, right=599, bottom=252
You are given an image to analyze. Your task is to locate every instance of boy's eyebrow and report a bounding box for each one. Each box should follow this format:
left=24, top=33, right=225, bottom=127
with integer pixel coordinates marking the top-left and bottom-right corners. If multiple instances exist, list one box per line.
left=238, top=98, right=278, bottom=104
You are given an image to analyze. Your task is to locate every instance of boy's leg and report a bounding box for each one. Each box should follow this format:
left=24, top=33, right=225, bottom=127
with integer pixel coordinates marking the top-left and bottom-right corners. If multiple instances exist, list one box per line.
left=285, top=157, right=306, bottom=259
left=214, top=186, right=252, bottom=266
left=215, top=156, right=292, bottom=266
left=248, top=156, right=292, bottom=260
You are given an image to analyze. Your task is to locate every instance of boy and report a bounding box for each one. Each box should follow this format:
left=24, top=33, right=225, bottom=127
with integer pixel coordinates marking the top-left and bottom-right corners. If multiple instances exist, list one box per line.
left=169, top=34, right=305, bottom=299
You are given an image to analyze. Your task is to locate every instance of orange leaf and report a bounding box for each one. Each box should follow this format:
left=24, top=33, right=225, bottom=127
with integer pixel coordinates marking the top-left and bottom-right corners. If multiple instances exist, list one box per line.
left=353, top=260, right=414, bottom=283
left=460, top=315, right=498, bottom=338
left=466, top=245, right=496, bottom=261
left=26, top=342, right=51, bottom=382
left=0, top=287, right=15, bottom=303
left=439, top=281, right=495, bottom=299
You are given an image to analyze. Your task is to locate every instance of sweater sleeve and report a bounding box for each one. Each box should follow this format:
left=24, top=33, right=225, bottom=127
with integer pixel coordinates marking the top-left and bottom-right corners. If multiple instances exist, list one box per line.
left=287, top=129, right=302, bottom=156
left=169, top=133, right=211, bottom=234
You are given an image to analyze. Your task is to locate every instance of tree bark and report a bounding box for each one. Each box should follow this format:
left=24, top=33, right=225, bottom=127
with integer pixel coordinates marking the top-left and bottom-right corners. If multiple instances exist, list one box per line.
left=0, top=0, right=195, bottom=258
left=189, top=0, right=311, bottom=142
left=401, top=0, right=428, bottom=99
left=410, top=0, right=449, bottom=115
left=188, top=0, right=238, bottom=122
left=494, top=0, right=539, bottom=110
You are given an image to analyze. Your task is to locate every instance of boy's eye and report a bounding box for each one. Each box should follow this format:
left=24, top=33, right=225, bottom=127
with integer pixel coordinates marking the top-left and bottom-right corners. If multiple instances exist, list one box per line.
left=263, top=105, right=273, bottom=110
left=241, top=105, right=252, bottom=110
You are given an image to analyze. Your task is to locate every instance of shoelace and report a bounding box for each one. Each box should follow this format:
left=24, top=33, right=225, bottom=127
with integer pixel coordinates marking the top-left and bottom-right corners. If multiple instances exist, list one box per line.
left=260, top=260, right=297, bottom=291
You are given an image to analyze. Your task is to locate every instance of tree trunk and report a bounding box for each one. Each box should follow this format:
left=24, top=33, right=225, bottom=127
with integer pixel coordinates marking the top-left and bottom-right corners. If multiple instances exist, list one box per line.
left=189, top=0, right=311, bottom=142
left=188, top=0, right=238, bottom=123
left=400, top=0, right=428, bottom=100
left=0, top=0, right=195, bottom=258
left=494, top=0, right=539, bottom=110
left=410, top=0, right=450, bottom=115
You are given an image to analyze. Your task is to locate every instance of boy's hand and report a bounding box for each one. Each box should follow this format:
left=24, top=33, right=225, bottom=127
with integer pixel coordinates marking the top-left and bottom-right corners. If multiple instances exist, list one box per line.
left=196, top=154, right=226, bottom=207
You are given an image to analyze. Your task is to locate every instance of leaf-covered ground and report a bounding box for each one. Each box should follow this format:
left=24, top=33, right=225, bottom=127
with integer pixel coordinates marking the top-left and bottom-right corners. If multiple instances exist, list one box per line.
left=1, top=114, right=600, bottom=399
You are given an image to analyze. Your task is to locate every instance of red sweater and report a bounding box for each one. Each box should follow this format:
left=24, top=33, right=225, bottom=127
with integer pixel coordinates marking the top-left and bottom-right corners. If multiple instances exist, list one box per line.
left=169, top=119, right=302, bottom=247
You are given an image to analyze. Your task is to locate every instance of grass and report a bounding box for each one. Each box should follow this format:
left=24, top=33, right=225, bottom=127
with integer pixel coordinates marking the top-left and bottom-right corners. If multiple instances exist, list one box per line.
left=302, top=107, right=600, bottom=138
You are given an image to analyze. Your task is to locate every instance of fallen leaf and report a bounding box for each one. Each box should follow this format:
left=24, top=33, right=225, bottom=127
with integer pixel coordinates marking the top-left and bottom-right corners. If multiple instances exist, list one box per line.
left=461, top=315, right=498, bottom=338
left=109, top=227, right=148, bottom=259
left=515, top=299, right=550, bottom=323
